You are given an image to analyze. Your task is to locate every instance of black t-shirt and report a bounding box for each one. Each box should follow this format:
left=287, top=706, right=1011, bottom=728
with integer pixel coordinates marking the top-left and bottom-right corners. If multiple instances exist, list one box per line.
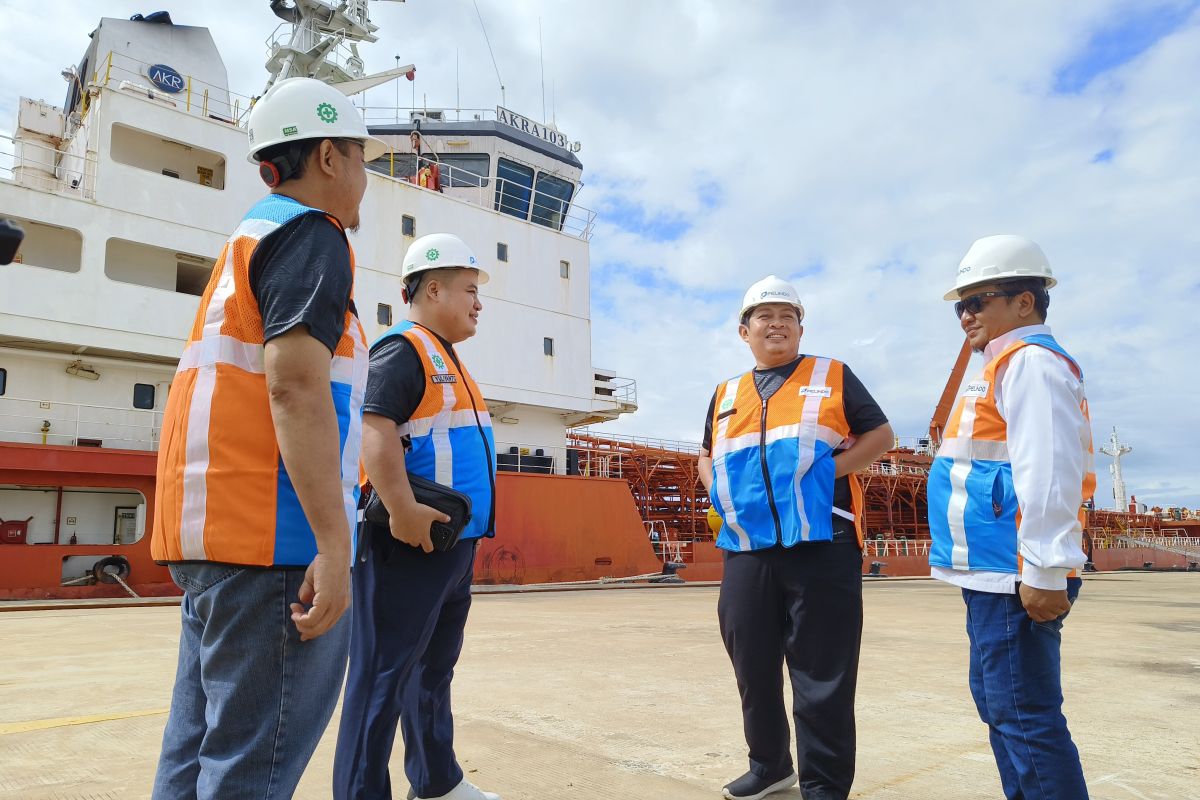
left=362, top=326, right=458, bottom=426
left=249, top=212, right=353, bottom=354
left=701, top=356, right=888, bottom=531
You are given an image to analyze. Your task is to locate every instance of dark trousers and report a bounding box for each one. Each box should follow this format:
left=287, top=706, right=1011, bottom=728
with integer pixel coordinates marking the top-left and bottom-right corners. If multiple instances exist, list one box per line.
left=964, top=579, right=1088, bottom=800
left=718, top=541, right=863, bottom=800
left=333, top=527, right=477, bottom=800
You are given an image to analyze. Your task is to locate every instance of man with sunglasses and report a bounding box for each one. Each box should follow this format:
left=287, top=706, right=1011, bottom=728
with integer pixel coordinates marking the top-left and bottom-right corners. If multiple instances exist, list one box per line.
left=928, top=235, right=1096, bottom=800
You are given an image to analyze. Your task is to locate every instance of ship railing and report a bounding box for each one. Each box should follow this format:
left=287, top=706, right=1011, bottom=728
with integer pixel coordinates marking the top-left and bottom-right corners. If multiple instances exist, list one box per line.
left=494, top=440, right=630, bottom=479
left=360, top=106, right=505, bottom=126
left=569, top=428, right=703, bottom=455
left=602, top=376, right=638, bottom=409
left=0, top=133, right=97, bottom=200
left=94, top=50, right=251, bottom=125
left=889, top=435, right=938, bottom=454
left=865, top=461, right=929, bottom=477
left=1103, top=533, right=1200, bottom=550
left=862, top=538, right=932, bottom=558
left=645, top=520, right=692, bottom=563
left=0, top=396, right=161, bottom=451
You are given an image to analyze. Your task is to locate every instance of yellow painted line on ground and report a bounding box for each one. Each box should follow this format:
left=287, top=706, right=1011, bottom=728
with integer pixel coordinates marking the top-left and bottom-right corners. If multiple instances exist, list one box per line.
left=0, top=707, right=168, bottom=736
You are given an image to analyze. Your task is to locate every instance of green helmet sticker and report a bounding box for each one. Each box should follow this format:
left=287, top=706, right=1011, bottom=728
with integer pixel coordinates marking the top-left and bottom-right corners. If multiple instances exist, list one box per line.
left=282, top=125, right=299, bottom=136
left=316, top=102, right=338, bottom=124
left=425, top=248, right=440, bottom=262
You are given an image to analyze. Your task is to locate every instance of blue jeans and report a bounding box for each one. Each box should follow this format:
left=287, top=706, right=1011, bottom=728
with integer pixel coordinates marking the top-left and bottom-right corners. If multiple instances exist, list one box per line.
left=963, top=578, right=1088, bottom=800
left=152, top=563, right=351, bottom=800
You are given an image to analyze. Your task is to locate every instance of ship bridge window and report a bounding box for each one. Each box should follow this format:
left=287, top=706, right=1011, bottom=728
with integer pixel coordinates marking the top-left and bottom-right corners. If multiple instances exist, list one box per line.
left=368, top=153, right=417, bottom=180
left=532, top=173, right=575, bottom=230
left=0, top=216, right=82, bottom=273
left=0, top=368, right=6, bottom=396
left=439, top=154, right=490, bottom=187
left=110, top=124, right=226, bottom=189
left=494, top=158, right=534, bottom=220
left=105, top=238, right=216, bottom=296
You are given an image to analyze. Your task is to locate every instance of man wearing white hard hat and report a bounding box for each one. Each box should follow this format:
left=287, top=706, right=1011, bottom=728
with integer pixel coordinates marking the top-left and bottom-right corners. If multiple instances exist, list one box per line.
left=698, top=276, right=893, bottom=800
left=928, top=235, right=1094, bottom=799
left=334, top=234, right=499, bottom=800
left=151, top=78, right=384, bottom=798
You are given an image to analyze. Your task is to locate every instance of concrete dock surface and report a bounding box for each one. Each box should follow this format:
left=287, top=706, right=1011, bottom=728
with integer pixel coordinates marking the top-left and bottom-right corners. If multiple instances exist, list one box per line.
left=1, top=573, right=1197, bottom=799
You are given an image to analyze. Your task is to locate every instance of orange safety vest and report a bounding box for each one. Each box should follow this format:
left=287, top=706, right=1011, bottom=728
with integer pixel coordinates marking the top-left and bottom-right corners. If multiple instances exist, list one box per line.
left=371, top=321, right=497, bottom=540
left=708, top=356, right=865, bottom=551
left=152, top=194, right=369, bottom=566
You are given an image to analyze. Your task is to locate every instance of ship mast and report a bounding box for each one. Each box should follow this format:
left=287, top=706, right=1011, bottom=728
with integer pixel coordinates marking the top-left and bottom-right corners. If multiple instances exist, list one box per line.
left=263, top=0, right=413, bottom=95
left=1099, top=427, right=1133, bottom=511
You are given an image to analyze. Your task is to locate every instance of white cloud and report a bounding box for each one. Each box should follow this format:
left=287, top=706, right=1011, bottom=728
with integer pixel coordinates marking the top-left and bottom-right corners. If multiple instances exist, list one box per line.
left=2, top=1, right=1195, bottom=507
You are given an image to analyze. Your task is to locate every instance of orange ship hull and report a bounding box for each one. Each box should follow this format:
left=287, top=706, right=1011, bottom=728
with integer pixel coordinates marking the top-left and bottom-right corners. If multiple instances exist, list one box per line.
left=0, top=442, right=664, bottom=599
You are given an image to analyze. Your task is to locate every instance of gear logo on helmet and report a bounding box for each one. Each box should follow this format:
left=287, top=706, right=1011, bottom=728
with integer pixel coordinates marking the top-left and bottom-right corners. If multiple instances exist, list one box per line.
left=245, top=77, right=387, bottom=164
left=316, top=102, right=338, bottom=123
left=401, top=233, right=492, bottom=292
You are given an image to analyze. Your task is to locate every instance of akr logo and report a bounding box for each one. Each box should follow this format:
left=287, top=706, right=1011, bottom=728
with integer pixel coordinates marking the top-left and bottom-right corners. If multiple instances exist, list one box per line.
left=147, top=64, right=185, bottom=94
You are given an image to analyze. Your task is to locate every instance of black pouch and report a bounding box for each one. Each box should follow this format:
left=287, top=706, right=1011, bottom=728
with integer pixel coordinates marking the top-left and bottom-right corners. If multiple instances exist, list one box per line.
left=362, top=473, right=473, bottom=552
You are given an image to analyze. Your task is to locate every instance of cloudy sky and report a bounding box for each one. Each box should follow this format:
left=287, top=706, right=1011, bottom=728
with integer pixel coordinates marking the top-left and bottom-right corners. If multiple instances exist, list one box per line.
left=2, top=1, right=1197, bottom=508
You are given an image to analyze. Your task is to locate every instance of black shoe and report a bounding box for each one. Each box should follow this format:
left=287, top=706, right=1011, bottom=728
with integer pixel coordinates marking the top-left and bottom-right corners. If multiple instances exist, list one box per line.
left=722, top=770, right=798, bottom=800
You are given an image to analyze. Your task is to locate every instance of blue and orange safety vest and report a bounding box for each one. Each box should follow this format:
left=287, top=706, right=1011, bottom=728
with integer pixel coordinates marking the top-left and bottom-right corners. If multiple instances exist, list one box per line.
left=375, top=321, right=496, bottom=540
left=928, top=334, right=1096, bottom=574
left=708, top=357, right=864, bottom=551
left=152, top=194, right=369, bottom=567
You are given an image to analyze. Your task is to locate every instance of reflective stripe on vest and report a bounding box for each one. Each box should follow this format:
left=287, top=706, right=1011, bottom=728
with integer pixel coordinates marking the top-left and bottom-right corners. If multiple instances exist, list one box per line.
left=375, top=321, right=497, bottom=540
left=928, top=334, right=1096, bottom=574
left=708, top=356, right=861, bottom=551
left=152, top=194, right=369, bottom=566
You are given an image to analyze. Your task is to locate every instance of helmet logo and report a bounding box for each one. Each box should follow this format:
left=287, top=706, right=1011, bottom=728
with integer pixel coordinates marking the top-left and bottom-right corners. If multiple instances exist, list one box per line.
left=316, top=102, right=338, bottom=124
left=469, top=255, right=476, bottom=265
left=282, top=125, right=298, bottom=137
left=958, top=265, right=972, bottom=274
left=760, top=290, right=789, bottom=299
left=426, top=248, right=440, bottom=262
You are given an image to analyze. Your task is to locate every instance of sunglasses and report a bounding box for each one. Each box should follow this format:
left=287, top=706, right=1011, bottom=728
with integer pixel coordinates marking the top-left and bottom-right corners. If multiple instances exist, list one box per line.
left=954, top=290, right=1023, bottom=318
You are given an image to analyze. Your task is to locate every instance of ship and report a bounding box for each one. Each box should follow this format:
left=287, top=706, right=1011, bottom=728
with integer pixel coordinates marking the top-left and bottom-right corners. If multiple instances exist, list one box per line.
left=0, top=1, right=675, bottom=599
left=2, top=3, right=1196, bottom=601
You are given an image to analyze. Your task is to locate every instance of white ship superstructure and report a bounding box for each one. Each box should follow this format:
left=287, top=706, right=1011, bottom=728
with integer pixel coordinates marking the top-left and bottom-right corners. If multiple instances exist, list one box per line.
left=0, top=7, right=634, bottom=579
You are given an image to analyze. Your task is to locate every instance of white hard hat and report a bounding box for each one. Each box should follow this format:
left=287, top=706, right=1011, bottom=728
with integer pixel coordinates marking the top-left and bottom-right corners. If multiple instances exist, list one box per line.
left=740, top=275, right=804, bottom=320
left=945, top=235, right=1057, bottom=300
left=402, top=233, right=491, bottom=286
left=246, top=77, right=388, bottom=163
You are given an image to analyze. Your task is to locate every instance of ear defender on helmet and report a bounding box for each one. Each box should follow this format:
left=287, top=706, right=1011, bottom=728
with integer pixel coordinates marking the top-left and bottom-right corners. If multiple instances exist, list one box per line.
left=255, top=146, right=302, bottom=188
left=258, top=159, right=283, bottom=187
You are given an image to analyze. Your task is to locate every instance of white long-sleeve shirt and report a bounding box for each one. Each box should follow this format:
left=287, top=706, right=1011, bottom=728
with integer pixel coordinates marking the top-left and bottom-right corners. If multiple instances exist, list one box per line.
left=932, top=324, right=1091, bottom=593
